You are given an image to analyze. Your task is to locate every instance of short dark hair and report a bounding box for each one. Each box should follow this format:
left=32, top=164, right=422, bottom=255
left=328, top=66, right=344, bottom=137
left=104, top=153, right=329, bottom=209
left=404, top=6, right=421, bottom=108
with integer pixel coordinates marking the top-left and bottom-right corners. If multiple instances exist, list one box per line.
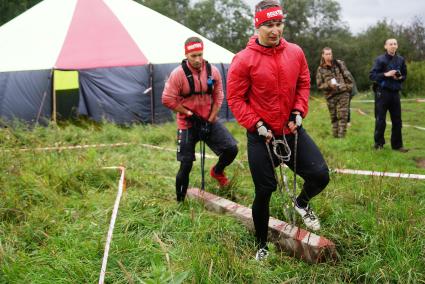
left=384, top=38, right=397, bottom=45
left=255, top=0, right=280, bottom=13
left=185, top=37, right=202, bottom=45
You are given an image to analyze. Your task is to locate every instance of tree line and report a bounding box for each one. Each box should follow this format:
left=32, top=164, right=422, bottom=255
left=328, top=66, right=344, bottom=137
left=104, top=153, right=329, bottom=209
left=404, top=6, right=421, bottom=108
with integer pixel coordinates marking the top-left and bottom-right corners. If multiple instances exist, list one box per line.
left=2, top=0, right=424, bottom=93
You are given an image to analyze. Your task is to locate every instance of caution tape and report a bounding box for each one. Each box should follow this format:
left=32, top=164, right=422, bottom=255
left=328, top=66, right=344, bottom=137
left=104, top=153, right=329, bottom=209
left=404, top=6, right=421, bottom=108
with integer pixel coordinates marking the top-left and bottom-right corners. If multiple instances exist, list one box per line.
left=356, top=108, right=425, bottom=131
left=99, top=166, right=126, bottom=284
left=332, top=168, right=425, bottom=180
left=352, top=98, right=425, bottom=103
left=15, top=142, right=135, bottom=152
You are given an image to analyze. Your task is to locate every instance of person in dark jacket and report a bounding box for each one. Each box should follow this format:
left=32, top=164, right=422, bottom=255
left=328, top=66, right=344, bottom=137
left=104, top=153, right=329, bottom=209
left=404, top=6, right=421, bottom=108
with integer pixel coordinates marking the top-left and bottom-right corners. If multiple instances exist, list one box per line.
left=227, top=0, right=329, bottom=261
left=370, top=38, right=408, bottom=152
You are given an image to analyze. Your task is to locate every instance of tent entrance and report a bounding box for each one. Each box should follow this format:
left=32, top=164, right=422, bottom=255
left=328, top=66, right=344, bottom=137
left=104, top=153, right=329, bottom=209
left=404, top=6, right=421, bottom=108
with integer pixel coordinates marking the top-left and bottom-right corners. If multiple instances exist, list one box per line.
left=53, top=70, right=79, bottom=121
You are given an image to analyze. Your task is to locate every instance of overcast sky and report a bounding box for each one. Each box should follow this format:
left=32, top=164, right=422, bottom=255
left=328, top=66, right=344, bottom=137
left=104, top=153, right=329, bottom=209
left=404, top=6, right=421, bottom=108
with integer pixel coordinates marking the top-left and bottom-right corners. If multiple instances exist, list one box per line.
left=243, top=0, right=425, bottom=34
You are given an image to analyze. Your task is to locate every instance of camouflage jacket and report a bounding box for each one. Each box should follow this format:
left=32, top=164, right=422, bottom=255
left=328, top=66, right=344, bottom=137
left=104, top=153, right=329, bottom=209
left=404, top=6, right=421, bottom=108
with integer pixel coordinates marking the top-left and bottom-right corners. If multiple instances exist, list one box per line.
left=316, top=60, right=354, bottom=98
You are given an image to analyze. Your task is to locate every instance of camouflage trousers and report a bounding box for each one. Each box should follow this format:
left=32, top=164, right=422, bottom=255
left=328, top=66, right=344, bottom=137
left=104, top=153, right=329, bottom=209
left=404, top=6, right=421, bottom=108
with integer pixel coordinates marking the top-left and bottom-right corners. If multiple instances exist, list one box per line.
left=326, top=92, right=350, bottom=138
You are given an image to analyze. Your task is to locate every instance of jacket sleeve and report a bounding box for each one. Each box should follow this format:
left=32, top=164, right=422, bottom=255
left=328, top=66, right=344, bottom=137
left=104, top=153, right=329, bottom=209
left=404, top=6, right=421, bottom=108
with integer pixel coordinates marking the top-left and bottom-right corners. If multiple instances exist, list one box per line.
left=369, top=57, right=385, bottom=82
left=400, top=57, right=407, bottom=82
left=227, top=55, right=261, bottom=131
left=316, top=67, right=331, bottom=92
left=293, top=50, right=310, bottom=117
left=339, top=60, right=354, bottom=91
left=162, top=68, right=183, bottom=110
left=212, top=67, right=224, bottom=108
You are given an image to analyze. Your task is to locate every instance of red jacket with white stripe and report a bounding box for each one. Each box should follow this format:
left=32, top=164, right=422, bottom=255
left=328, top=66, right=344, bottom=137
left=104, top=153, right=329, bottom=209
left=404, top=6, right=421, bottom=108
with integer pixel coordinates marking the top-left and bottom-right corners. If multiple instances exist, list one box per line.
left=227, top=36, right=310, bottom=135
left=162, top=60, right=223, bottom=129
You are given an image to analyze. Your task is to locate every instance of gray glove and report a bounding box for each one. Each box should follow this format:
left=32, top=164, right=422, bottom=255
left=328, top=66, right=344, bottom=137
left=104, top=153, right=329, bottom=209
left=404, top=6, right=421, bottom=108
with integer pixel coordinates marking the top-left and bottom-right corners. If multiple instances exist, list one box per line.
left=257, top=125, right=268, bottom=137
left=289, top=112, right=302, bottom=128
left=256, top=121, right=269, bottom=137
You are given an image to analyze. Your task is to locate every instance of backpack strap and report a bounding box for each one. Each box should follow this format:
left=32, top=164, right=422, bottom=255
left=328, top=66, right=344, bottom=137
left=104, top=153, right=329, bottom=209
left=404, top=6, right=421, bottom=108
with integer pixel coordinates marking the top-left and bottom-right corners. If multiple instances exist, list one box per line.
left=181, top=59, right=196, bottom=96
left=205, top=60, right=213, bottom=95
left=181, top=60, right=214, bottom=97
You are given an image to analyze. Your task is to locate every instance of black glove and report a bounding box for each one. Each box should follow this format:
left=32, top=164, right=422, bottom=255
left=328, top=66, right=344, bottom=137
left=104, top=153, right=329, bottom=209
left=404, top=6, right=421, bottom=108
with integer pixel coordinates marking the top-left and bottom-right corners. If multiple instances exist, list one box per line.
left=288, top=112, right=302, bottom=129
left=189, top=114, right=211, bottom=140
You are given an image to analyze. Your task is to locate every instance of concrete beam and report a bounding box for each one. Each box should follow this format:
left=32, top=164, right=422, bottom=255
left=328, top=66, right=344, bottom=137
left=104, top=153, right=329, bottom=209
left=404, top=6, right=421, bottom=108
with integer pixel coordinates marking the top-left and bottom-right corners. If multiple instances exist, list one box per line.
left=187, top=188, right=338, bottom=263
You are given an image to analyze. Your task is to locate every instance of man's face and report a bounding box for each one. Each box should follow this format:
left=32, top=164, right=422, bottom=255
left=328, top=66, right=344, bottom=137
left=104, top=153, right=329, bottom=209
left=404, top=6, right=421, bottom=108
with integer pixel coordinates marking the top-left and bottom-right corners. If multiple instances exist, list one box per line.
left=185, top=51, right=203, bottom=70
left=258, top=20, right=284, bottom=46
left=323, top=50, right=333, bottom=63
left=385, top=39, right=398, bottom=55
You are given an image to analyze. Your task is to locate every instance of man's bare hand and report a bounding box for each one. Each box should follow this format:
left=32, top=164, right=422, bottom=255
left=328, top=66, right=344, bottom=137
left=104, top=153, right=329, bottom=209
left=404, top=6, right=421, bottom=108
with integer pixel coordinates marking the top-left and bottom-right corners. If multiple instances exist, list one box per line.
left=287, top=121, right=298, bottom=134
left=385, top=70, right=397, bottom=78
left=265, top=130, right=273, bottom=144
left=207, top=115, right=217, bottom=123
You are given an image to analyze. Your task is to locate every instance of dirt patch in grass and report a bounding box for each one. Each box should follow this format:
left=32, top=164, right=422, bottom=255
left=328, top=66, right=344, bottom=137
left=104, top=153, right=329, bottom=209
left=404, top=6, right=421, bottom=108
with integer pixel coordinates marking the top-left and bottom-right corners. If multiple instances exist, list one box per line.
left=414, top=157, right=425, bottom=169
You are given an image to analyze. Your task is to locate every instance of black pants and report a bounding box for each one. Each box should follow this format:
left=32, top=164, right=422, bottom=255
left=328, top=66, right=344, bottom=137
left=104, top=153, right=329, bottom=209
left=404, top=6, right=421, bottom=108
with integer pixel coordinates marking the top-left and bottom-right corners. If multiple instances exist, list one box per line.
left=374, top=89, right=403, bottom=149
left=175, top=122, right=238, bottom=201
left=247, top=128, right=329, bottom=248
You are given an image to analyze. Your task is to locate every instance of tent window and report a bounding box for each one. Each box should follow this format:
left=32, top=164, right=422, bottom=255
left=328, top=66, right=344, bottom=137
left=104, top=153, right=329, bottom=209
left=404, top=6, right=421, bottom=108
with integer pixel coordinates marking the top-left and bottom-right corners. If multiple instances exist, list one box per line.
left=53, top=70, right=79, bottom=121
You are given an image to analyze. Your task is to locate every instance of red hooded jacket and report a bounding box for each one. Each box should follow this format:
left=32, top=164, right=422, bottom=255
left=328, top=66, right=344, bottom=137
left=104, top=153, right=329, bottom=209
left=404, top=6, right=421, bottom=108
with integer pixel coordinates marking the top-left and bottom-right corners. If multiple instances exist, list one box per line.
left=227, top=36, right=310, bottom=135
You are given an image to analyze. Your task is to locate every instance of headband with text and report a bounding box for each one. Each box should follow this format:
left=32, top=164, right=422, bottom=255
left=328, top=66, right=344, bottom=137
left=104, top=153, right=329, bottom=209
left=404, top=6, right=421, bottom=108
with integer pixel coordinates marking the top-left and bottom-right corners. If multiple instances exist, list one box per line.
left=255, top=6, right=284, bottom=28
left=185, top=42, right=204, bottom=54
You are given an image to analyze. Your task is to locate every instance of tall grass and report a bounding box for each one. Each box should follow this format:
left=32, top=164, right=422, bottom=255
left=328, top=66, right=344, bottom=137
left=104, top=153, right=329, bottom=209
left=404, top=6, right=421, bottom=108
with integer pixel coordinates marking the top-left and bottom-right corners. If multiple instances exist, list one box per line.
left=0, top=95, right=424, bottom=283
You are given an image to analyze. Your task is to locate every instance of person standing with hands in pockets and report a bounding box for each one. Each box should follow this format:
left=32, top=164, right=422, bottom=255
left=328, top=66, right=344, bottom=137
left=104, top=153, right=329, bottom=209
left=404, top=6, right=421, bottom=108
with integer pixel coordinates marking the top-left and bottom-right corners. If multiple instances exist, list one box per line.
left=227, top=0, right=329, bottom=261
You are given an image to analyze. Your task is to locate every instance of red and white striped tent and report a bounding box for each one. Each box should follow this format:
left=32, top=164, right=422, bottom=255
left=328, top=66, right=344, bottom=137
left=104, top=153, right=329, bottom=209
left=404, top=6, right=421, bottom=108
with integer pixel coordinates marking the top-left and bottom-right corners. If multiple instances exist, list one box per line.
left=0, top=0, right=235, bottom=124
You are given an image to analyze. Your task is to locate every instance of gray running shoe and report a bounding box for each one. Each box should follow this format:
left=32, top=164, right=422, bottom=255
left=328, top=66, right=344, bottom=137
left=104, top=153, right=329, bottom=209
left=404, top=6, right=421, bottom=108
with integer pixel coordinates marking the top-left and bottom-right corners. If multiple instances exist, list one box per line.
left=294, top=203, right=321, bottom=231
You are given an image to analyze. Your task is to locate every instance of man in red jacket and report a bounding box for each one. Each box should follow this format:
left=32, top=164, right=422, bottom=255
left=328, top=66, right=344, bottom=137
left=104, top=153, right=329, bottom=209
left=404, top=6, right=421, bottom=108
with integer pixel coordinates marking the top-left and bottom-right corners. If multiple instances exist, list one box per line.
left=162, top=37, right=238, bottom=202
left=227, top=0, right=329, bottom=261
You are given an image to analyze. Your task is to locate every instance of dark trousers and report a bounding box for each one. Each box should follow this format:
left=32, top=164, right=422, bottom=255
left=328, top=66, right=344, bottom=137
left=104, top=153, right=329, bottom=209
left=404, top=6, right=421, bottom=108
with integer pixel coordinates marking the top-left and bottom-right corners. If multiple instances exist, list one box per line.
left=247, top=128, right=329, bottom=248
left=175, top=122, right=238, bottom=201
left=374, top=89, right=403, bottom=149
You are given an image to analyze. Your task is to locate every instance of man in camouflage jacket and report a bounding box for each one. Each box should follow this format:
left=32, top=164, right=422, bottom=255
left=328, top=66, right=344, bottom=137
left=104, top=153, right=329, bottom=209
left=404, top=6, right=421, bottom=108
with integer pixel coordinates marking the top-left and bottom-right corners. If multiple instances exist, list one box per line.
left=316, top=47, right=353, bottom=138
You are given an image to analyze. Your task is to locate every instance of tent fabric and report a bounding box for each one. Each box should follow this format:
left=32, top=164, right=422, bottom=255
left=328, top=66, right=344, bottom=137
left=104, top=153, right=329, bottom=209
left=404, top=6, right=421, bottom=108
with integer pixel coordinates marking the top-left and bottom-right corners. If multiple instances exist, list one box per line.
left=0, top=0, right=235, bottom=72
left=78, top=66, right=151, bottom=124
left=0, top=0, right=76, bottom=72
left=151, top=64, right=179, bottom=124
left=0, top=70, right=52, bottom=124
left=56, top=0, right=148, bottom=69
left=104, top=0, right=235, bottom=65
left=0, top=0, right=236, bottom=125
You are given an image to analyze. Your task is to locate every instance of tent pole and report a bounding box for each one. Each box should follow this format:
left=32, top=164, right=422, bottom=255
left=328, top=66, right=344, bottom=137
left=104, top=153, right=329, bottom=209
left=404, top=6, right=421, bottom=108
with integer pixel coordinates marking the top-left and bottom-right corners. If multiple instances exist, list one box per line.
left=149, top=64, right=155, bottom=124
left=35, top=69, right=54, bottom=126
left=52, top=70, right=57, bottom=123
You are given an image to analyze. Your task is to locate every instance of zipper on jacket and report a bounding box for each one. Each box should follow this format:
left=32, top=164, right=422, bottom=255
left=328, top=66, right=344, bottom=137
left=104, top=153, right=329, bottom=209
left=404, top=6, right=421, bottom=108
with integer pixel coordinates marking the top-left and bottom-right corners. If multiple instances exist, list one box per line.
left=197, top=71, right=204, bottom=95
left=273, top=47, right=286, bottom=135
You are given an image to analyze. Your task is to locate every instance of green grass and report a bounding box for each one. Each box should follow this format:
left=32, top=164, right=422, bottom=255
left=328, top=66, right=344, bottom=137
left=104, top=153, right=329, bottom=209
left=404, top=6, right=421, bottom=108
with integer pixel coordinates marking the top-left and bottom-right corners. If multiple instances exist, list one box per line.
left=0, top=94, right=424, bottom=283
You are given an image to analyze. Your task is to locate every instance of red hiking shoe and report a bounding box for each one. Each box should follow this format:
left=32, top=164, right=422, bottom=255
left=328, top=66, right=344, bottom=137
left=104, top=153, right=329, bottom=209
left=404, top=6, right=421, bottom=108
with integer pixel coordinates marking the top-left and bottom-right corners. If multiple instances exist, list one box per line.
left=210, top=166, right=229, bottom=187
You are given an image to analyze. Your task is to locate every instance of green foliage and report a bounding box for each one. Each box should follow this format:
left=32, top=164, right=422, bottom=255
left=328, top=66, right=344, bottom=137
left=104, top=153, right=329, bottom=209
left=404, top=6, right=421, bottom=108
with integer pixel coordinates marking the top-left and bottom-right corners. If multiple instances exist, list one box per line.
left=186, top=0, right=252, bottom=53
left=1, top=96, right=425, bottom=283
left=140, top=0, right=252, bottom=53
left=0, top=0, right=42, bottom=26
left=403, top=61, right=425, bottom=95
left=138, top=0, right=190, bottom=25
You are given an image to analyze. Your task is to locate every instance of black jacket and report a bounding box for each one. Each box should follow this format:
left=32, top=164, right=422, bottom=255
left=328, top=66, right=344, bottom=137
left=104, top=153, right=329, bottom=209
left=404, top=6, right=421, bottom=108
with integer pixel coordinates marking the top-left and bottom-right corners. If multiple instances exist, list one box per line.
left=369, top=53, right=407, bottom=91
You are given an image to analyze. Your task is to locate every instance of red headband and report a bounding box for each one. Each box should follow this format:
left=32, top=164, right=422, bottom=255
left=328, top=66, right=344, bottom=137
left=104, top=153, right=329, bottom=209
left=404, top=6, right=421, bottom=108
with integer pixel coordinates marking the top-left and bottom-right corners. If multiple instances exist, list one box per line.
left=255, top=6, right=284, bottom=28
left=185, top=42, right=203, bottom=54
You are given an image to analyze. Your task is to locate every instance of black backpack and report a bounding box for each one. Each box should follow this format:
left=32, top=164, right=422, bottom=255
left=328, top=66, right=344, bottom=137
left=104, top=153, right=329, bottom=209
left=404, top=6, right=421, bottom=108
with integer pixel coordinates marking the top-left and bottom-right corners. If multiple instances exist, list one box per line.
left=181, top=59, right=214, bottom=97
